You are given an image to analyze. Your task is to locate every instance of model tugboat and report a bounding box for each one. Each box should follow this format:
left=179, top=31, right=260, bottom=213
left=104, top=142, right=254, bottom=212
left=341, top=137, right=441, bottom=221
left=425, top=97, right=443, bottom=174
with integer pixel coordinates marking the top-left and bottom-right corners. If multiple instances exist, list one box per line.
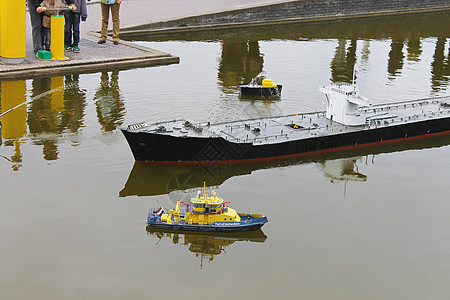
left=147, top=185, right=268, bottom=232
left=239, top=78, right=282, bottom=97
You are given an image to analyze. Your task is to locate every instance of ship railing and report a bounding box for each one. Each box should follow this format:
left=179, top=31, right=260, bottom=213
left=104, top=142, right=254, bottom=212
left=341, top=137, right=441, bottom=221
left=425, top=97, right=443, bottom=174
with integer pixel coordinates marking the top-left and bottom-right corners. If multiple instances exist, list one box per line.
left=246, top=133, right=289, bottom=143
left=225, top=121, right=262, bottom=130
left=127, top=122, right=148, bottom=131
left=149, top=208, right=187, bottom=216
left=361, top=97, right=450, bottom=114
left=219, top=131, right=289, bottom=143
left=366, top=109, right=449, bottom=127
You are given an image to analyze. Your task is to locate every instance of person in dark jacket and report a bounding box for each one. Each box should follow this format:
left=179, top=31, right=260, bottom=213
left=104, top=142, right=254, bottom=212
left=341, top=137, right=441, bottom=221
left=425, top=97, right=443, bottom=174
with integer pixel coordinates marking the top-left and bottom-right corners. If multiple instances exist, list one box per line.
left=64, top=0, right=88, bottom=53
left=27, top=0, right=44, bottom=57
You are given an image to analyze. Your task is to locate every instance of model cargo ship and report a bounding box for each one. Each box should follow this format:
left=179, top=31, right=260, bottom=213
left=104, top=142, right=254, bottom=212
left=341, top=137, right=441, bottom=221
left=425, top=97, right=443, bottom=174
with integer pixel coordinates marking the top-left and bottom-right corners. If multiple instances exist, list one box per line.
left=146, top=186, right=268, bottom=232
left=121, top=82, right=450, bottom=164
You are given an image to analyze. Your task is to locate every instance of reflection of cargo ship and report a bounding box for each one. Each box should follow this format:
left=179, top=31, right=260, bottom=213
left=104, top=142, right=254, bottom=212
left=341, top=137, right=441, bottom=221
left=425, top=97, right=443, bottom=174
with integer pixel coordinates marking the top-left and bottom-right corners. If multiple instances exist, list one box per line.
left=119, top=134, right=450, bottom=197
left=121, top=83, right=450, bottom=164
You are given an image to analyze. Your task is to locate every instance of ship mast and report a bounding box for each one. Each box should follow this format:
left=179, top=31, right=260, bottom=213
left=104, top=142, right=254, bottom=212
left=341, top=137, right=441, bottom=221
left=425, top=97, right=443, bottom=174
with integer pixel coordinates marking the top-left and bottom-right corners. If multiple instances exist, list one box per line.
left=203, top=182, right=206, bottom=200
left=352, top=65, right=356, bottom=90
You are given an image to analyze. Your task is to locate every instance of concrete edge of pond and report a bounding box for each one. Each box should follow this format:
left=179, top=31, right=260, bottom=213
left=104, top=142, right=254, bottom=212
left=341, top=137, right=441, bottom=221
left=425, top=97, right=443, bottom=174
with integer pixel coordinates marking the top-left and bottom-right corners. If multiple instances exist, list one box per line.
left=118, top=3, right=450, bottom=38
left=0, top=32, right=180, bottom=81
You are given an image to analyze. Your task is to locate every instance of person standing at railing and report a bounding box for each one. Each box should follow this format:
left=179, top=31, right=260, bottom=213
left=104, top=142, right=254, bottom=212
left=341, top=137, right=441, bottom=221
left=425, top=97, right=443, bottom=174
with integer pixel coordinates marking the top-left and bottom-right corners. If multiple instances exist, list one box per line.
left=27, top=0, right=44, bottom=57
left=64, top=0, right=88, bottom=53
left=37, top=0, right=77, bottom=51
left=98, top=0, right=123, bottom=45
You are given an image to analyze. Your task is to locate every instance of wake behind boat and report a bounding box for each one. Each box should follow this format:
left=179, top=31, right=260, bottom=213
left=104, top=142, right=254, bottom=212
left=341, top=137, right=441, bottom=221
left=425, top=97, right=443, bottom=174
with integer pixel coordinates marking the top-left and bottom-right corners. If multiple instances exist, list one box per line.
left=121, top=83, right=450, bottom=164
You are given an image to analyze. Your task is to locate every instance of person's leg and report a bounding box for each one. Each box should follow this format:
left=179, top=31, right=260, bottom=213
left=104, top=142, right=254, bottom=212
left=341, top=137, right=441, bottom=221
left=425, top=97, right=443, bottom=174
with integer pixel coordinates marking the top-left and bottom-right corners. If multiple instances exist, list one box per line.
left=27, top=0, right=43, bottom=54
left=111, top=3, right=120, bottom=42
left=64, top=12, right=74, bottom=49
left=100, top=3, right=110, bottom=42
left=72, top=13, right=81, bottom=52
left=43, top=28, right=51, bottom=51
left=72, top=13, right=81, bottom=47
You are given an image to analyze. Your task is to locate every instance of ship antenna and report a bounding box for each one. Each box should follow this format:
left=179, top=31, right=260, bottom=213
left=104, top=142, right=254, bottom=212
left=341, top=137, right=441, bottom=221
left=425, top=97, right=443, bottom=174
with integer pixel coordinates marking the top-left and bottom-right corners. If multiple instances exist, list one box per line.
left=203, top=182, right=206, bottom=199
left=352, top=65, right=356, bottom=90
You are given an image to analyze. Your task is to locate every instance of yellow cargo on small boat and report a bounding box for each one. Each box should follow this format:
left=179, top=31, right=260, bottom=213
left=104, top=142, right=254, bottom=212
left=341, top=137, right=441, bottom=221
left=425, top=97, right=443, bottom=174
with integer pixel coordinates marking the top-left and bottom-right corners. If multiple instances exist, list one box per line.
left=262, top=79, right=277, bottom=88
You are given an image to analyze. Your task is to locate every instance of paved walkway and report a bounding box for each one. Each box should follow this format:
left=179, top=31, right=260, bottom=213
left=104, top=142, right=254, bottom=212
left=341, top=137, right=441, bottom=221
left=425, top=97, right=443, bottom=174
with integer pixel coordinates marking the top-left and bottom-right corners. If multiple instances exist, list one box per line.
left=0, top=0, right=289, bottom=80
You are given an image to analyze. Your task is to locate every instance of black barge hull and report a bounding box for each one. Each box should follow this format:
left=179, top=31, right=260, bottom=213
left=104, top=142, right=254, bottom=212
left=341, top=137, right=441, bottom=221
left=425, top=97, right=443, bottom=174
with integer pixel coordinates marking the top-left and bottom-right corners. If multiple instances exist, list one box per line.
left=239, top=85, right=282, bottom=97
left=121, top=117, right=450, bottom=164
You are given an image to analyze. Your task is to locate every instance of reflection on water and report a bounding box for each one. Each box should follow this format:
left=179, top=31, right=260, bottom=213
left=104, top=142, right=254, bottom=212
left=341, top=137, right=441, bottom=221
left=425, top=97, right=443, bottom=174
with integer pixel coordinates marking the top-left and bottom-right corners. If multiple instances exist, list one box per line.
left=216, top=35, right=448, bottom=90
left=119, top=134, right=450, bottom=197
left=1, top=12, right=450, bottom=169
left=27, top=76, right=86, bottom=160
left=387, top=39, right=405, bottom=80
left=431, top=37, right=450, bottom=93
left=0, top=81, right=26, bottom=170
left=218, top=41, right=264, bottom=90
left=143, top=11, right=450, bottom=93
left=0, top=71, right=125, bottom=168
left=406, top=36, right=422, bottom=62
left=0, top=12, right=450, bottom=298
left=62, top=75, right=87, bottom=134
left=319, top=158, right=367, bottom=183
left=147, top=227, right=267, bottom=269
left=331, top=39, right=357, bottom=83
left=94, top=71, right=125, bottom=132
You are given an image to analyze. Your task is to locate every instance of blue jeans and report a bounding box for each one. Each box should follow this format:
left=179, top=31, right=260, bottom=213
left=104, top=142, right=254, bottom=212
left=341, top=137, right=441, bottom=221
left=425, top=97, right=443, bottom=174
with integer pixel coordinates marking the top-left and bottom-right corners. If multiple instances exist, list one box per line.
left=64, top=12, right=81, bottom=47
left=43, top=27, right=51, bottom=51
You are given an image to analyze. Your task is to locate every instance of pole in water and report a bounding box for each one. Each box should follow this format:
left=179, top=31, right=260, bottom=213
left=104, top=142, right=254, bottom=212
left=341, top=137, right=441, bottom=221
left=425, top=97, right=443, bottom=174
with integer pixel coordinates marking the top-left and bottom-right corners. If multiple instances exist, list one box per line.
left=0, top=101, right=26, bottom=118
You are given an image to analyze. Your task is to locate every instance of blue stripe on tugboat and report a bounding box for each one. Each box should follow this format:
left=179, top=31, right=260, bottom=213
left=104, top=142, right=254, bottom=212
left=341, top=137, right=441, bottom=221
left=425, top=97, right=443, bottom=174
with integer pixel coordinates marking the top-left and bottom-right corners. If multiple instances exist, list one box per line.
left=146, top=184, right=268, bottom=232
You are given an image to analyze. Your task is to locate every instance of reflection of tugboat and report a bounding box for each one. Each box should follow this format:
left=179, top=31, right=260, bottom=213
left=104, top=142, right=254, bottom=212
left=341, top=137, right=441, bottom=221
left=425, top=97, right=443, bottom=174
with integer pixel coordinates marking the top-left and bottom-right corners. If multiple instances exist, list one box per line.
left=147, top=228, right=267, bottom=269
left=239, top=78, right=282, bottom=97
left=147, top=184, right=268, bottom=232
left=121, top=82, right=450, bottom=164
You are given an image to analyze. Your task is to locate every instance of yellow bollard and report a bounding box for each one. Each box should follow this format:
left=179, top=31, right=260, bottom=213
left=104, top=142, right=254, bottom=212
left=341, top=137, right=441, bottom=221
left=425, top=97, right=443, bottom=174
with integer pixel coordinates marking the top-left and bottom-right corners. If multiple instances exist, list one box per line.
left=50, top=15, right=66, bottom=60
left=0, top=0, right=26, bottom=64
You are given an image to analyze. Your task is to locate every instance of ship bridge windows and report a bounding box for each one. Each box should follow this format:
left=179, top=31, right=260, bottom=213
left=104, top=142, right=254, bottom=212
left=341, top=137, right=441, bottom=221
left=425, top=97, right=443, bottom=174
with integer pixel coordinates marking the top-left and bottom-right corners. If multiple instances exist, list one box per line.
left=209, top=204, right=218, bottom=213
left=193, top=203, right=206, bottom=213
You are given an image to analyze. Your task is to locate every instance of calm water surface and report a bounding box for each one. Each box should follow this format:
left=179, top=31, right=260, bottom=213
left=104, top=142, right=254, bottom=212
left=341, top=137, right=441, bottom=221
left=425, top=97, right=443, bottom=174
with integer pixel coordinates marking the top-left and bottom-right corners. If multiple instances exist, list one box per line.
left=1, top=14, right=450, bottom=299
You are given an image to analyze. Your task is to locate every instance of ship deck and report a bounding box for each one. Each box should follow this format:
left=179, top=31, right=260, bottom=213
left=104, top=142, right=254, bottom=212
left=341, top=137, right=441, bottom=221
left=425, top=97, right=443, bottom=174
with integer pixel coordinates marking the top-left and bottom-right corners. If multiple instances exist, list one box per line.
left=127, top=96, right=450, bottom=145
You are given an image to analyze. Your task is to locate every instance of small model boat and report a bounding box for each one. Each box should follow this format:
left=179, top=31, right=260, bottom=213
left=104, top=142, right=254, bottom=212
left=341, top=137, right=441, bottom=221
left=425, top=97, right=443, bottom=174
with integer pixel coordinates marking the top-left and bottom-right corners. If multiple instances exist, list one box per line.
left=147, top=185, right=268, bottom=232
left=239, top=78, right=282, bottom=97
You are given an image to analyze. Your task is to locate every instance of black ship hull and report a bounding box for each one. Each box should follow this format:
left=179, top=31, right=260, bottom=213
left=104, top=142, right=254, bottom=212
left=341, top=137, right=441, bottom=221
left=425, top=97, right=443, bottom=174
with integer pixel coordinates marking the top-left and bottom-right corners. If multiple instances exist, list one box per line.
left=239, top=84, right=282, bottom=97
left=121, top=117, right=450, bottom=164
